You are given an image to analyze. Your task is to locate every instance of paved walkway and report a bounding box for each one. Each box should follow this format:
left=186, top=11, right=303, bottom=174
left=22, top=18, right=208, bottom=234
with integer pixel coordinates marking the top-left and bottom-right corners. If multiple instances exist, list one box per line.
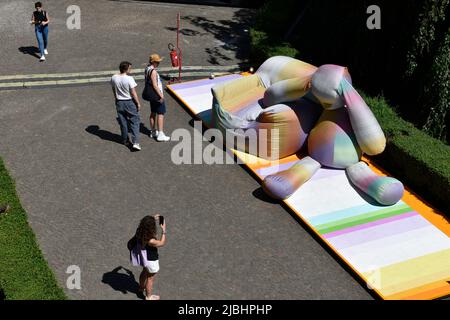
left=0, top=0, right=253, bottom=74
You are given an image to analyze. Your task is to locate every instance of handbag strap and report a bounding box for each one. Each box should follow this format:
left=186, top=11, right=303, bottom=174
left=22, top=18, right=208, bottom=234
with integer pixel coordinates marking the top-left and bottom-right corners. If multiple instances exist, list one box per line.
left=145, top=67, right=155, bottom=84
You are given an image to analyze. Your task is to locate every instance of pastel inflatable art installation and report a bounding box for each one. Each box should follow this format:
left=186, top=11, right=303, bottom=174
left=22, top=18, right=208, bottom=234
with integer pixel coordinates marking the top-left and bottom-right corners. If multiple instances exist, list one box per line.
left=167, top=58, right=450, bottom=300
left=211, top=56, right=404, bottom=205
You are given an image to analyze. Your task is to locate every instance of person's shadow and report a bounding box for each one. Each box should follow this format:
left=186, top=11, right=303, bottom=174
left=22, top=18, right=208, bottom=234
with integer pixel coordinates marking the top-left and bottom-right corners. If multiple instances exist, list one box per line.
left=139, top=123, right=151, bottom=137
left=18, top=46, right=40, bottom=59
left=102, top=266, right=144, bottom=299
left=85, top=124, right=128, bottom=146
left=86, top=123, right=152, bottom=149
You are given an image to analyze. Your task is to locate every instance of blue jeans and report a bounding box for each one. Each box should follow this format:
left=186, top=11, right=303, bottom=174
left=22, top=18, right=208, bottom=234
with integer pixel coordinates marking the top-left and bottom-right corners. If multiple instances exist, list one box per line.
left=116, top=100, right=140, bottom=144
left=35, top=24, right=49, bottom=56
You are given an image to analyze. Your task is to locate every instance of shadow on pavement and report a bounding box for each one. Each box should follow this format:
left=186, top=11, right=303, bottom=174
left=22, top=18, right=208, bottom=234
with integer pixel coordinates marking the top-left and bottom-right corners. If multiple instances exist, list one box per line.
left=102, top=266, right=144, bottom=299
left=139, top=123, right=152, bottom=137
left=252, top=187, right=279, bottom=204
left=85, top=125, right=124, bottom=145
left=107, top=0, right=261, bottom=9
left=109, top=0, right=255, bottom=66
left=177, top=11, right=254, bottom=66
left=166, top=27, right=204, bottom=37
left=18, top=46, right=40, bottom=59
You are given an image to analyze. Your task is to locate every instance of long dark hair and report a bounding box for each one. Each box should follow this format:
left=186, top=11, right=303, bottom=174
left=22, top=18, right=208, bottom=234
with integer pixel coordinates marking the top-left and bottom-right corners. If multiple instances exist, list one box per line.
left=136, top=215, right=157, bottom=246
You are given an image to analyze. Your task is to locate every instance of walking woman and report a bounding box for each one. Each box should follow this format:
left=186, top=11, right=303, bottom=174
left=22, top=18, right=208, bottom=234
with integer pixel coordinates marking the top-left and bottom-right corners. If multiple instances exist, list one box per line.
left=144, top=54, right=170, bottom=142
left=131, top=215, right=167, bottom=300
left=30, top=2, right=50, bottom=61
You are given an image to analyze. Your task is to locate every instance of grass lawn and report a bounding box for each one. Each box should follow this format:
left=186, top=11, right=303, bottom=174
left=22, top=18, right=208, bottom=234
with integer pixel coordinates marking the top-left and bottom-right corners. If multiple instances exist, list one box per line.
left=0, top=157, right=66, bottom=300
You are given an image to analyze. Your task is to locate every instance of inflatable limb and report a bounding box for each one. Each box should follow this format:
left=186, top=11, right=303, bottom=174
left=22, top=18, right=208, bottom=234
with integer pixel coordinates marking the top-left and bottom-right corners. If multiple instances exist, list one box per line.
left=262, top=156, right=321, bottom=200
left=346, top=161, right=404, bottom=205
left=339, top=78, right=386, bottom=155
left=263, top=77, right=312, bottom=107
left=256, top=56, right=317, bottom=88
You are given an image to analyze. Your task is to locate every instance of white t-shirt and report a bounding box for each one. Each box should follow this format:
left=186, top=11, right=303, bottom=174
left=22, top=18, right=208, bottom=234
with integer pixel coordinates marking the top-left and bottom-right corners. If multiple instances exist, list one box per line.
left=111, top=74, right=137, bottom=100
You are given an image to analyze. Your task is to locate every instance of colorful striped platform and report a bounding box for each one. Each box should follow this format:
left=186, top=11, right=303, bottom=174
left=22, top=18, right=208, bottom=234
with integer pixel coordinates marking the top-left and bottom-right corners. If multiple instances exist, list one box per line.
left=167, top=74, right=450, bottom=300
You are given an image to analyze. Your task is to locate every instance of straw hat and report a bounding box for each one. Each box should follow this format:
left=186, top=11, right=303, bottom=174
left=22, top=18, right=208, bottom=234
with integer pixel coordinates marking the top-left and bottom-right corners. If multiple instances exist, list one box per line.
left=150, top=54, right=163, bottom=63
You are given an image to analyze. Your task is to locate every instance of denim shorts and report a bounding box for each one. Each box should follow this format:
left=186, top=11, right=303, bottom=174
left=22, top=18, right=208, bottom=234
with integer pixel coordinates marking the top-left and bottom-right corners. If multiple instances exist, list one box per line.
left=150, top=100, right=167, bottom=115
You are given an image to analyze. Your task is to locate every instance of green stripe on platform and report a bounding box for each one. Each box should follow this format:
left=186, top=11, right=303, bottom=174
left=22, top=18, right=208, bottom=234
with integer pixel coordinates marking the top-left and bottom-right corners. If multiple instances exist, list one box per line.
left=316, top=203, right=411, bottom=234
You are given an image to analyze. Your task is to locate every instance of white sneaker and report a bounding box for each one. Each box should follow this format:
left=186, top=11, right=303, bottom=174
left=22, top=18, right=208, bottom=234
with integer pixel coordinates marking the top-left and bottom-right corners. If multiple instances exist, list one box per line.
left=44, top=49, right=48, bottom=55
left=156, top=132, right=170, bottom=142
left=39, top=55, right=46, bottom=61
left=132, top=143, right=141, bottom=151
left=150, top=130, right=159, bottom=139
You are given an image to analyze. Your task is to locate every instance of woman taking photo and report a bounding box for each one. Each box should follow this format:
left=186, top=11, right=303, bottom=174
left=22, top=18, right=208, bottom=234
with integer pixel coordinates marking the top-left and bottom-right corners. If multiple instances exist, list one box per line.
left=131, top=214, right=166, bottom=300
left=30, top=2, right=50, bottom=61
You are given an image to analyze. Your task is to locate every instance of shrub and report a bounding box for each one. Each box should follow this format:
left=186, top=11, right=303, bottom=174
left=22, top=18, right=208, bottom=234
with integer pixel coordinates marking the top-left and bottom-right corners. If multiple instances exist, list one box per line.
left=250, top=29, right=299, bottom=65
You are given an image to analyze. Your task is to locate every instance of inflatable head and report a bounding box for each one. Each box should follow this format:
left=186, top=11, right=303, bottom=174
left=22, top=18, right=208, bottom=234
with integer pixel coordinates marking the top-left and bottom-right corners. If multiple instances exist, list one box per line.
left=311, top=65, right=352, bottom=110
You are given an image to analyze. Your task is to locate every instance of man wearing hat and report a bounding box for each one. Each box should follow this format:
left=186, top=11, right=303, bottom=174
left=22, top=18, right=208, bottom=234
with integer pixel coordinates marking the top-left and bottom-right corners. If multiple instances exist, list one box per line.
left=145, top=54, right=170, bottom=142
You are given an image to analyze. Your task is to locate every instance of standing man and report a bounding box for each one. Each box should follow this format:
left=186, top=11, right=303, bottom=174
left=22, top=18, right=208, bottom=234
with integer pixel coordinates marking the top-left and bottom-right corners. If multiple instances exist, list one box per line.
left=30, top=2, right=50, bottom=62
left=111, top=61, right=142, bottom=151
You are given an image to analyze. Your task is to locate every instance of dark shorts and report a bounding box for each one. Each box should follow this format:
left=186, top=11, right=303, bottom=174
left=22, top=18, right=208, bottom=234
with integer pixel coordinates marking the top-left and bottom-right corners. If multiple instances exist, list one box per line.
left=150, top=100, right=167, bottom=115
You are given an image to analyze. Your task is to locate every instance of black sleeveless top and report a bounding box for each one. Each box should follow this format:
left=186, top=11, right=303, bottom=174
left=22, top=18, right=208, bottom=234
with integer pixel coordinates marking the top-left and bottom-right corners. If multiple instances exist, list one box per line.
left=145, top=244, right=159, bottom=261
left=33, top=10, right=48, bottom=24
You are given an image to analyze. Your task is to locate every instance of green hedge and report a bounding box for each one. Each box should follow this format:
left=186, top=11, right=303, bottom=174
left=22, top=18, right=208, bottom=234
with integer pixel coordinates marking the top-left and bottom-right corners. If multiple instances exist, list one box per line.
left=250, top=29, right=299, bottom=66
left=362, top=95, right=450, bottom=213
left=0, top=157, right=66, bottom=300
left=249, top=0, right=302, bottom=64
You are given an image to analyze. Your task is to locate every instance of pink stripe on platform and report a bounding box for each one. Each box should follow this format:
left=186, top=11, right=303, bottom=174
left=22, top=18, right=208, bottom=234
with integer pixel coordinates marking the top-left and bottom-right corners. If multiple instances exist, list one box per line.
left=326, top=214, right=430, bottom=250
left=323, top=211, right=419, bottom=239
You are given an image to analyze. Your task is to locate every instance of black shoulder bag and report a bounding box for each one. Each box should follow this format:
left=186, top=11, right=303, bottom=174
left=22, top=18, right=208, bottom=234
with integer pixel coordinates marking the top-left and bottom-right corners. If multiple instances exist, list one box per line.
left=142, top=68, right=160, bottom=101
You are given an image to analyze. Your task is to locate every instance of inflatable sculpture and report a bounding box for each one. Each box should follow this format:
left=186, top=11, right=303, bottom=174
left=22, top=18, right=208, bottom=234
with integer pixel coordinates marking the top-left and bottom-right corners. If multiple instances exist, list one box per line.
left=211, top=56, right=404, bottom=205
